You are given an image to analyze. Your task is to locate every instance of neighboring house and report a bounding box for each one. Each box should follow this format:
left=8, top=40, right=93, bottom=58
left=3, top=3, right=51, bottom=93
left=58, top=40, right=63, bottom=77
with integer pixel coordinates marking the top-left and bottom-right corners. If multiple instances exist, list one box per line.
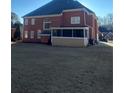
left=99, top=26, right=113, bottom=41
left=23, top=0, right=98, bottom=47
left=104, top=32, right=113, bottom=40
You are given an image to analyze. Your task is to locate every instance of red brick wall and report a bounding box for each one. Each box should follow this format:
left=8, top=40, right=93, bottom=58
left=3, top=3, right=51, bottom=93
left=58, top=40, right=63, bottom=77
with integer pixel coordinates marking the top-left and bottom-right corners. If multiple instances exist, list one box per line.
left=94, top=19, right=97, bottom=39
left=24, top=18, right=43, bottom=31
left=41, top=36, right=50, bottom=44
left=23, top=16, right=63, bottom=42
left=85, top=13, right=98, bottom=40
left=23, top=10, right=98, bottom=42
left=92, top=16, right=98, bottom=40
left=50, top=16, right=62, bottom=27
left=24, top=18, right=44, bottom=42
left=85, top=13, right=93, bottom=27
left=63, top=11, right=86, bottom=27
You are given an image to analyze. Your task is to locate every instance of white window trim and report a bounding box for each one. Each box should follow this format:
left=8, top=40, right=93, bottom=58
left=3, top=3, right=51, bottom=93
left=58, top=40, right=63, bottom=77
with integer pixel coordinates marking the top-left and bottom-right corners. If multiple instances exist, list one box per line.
left=23, top=14, right=62, bottom=18
left=51, top=27, right=89, bottom=30
left=43, top=21, right=51, bottom=30
left=71, top=16, right=80, bottom=24
left=25, top=19, right=28, bottom=25
left=37, top=30, right=41, bottom=39
left=31, top=18, right=35, bottom=25
left=30, top=31, right=34, bottom=39
left=24, top=31, right=28, bottom=38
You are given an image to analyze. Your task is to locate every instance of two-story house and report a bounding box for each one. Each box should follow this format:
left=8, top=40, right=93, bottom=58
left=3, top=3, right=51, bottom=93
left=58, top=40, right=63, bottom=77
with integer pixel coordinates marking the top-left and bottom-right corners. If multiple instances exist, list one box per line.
left=23, top=0, right=98, bottom=47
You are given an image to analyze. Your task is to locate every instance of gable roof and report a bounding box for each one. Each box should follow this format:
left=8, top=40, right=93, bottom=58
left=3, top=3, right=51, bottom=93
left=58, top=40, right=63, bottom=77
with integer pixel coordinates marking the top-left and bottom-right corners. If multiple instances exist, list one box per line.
left=23, top=0, right=95, bottom=17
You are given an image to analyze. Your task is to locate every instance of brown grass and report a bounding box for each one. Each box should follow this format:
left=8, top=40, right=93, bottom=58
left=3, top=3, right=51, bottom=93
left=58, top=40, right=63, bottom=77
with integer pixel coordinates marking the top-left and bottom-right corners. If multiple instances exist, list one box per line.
left=11, top=43, right=113, bottom=93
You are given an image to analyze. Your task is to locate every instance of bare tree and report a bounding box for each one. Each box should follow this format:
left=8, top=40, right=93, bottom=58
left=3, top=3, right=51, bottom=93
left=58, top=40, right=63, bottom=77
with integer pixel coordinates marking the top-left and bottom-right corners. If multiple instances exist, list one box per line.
left=11, top=12, right=20, bottom=24
left=98, top=13, right=113, bottom=31
left=97, top=13, right=113, bottom=26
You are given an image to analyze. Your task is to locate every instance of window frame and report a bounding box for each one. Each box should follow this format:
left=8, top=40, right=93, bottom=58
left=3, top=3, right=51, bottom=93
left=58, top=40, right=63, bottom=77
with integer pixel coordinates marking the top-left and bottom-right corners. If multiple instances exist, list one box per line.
left=71, top=16, right=80, bottom=24
left=73, top=29, right=84, bottom=37
left=52, top=29, right=62, bottom=37
left=51, top=28, right=89, bottom=38
left=37, top=30, right=41, bottom=39
left=25, top=19, right=28, bottom=25
left=24, top=31, right=28, bottom=38
left=30, top=31, right=34, bottom=39
left=43, top=21, right=51, bottom=30
left=31, top=18, right=35, bottom=25
left=62, top=29, right=73, bottom=37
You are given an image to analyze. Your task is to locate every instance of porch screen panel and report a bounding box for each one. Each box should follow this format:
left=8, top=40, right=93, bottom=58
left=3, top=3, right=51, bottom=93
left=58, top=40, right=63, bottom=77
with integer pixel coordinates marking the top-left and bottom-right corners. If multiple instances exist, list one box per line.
left=73, top=29, right=84, bottom=37
left=53, top=29, right=62, bottom=36
left=63, top=29, right=72, bottom=37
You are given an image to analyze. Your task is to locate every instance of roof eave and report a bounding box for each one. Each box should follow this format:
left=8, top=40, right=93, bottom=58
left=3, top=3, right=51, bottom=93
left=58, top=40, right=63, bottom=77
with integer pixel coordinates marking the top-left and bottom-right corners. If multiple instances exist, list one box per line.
left=23, top=8, right=96, bottom=18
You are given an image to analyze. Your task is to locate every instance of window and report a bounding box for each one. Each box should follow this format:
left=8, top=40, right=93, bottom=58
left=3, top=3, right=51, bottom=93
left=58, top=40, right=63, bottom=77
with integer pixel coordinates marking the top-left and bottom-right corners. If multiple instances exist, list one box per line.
left=52, top=28, right=87, bottom=38
left=25, top=19, right=28, bottom=25
left=63, top=30, right=72, bottom=37
left=73, top=29, right=84, bottom=37
left=37, top=30, right=41, bottom=39
left=24, top=31, right=28, bottom=38
left=53, top=29, right=72, bottom=37
left=31, top=18, right=35, bottom=25
left=53, top=29, right=62, bottom=37
left=43, top=22, right=51, bottom=30
left=71, top=16, right=80, bottom=24
left=30, top=31, right=34, bottom=39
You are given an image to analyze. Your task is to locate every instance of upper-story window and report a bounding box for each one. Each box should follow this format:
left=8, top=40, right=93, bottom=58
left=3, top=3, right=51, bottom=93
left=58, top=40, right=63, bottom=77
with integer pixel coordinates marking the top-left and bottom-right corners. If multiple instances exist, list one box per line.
left=43, top=18, right=51, bottom=30
left=31, top=18, right=35, bottom=25
left=25, top=19, right=28, bottom=25
left=44, top=22, right=51, bottom=30
left=71, top=16, right=80, bottom=24
left=43, top=22, right=51, bottom=30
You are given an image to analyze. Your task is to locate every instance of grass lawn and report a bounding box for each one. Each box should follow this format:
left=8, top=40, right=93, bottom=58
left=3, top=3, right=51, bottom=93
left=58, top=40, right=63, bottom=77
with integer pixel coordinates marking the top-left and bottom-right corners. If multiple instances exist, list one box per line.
left=11, top=43, right=113, bottom=93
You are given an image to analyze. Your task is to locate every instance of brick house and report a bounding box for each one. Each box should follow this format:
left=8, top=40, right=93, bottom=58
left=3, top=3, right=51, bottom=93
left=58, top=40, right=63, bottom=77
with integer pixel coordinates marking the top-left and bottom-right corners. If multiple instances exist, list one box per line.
left=23, top=0, right=98, bottom=47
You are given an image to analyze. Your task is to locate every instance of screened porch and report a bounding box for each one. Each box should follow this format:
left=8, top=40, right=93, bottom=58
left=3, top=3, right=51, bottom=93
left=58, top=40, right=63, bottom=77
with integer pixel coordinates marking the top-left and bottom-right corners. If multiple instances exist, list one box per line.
left=51, top=27, right=89, bottom=38
left=51, top=27, right=89, bottom=47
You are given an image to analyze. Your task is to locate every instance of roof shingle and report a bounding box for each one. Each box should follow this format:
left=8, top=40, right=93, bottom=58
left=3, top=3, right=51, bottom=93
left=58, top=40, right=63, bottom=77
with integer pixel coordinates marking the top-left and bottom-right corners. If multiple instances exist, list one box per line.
left=23, top=0, right=94, bottom=17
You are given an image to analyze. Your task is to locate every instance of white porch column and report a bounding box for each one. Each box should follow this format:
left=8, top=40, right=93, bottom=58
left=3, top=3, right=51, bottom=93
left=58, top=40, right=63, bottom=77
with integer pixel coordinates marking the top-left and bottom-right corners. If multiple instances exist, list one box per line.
left=61, top=29, right=63, bottom=36
left=87, top=28, right=89, bottom=38
left=72, top=29, right=73, bottom=37
left=83, top=28, right=85, bottom=38
left=51, top=29, right=53, bottom=37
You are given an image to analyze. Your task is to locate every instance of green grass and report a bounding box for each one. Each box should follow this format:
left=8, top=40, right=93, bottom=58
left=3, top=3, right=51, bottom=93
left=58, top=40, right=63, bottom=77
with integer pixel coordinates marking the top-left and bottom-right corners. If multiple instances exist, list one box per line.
left=12, top=43, right=113, bottom=93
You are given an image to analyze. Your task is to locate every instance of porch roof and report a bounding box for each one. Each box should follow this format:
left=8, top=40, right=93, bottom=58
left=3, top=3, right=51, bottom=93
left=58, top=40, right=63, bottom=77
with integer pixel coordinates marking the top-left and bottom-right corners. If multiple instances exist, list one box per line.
left=51, top=27, right=89, bottom=30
